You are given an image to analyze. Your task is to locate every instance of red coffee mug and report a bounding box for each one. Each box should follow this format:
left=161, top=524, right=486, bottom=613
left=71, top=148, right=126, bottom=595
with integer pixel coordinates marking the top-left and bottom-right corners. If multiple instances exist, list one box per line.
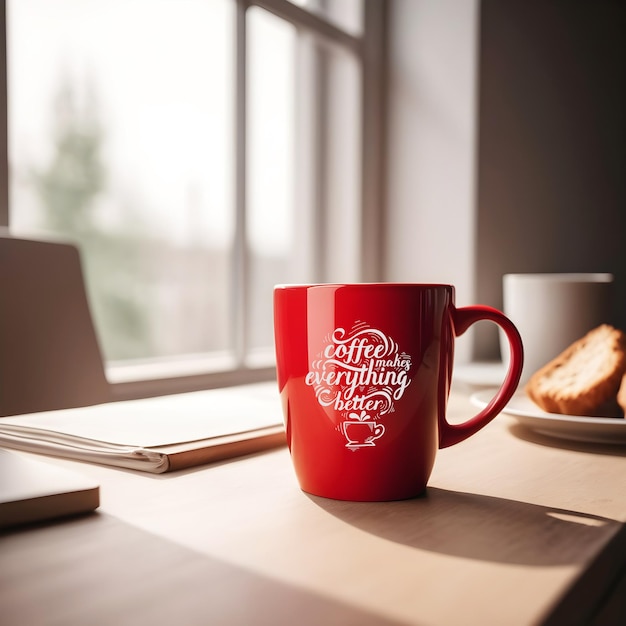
left=274, top=283, right=524, bottom=501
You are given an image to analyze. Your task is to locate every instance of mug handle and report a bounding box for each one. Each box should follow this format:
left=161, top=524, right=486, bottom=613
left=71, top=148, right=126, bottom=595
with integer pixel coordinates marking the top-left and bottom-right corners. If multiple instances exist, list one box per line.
left=438, top=305, right=524, bottom=448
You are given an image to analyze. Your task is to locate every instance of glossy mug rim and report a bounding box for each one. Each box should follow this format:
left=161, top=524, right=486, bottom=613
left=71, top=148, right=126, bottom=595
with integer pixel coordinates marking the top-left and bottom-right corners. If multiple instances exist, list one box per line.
left=274, top=282, right=456, bottom=289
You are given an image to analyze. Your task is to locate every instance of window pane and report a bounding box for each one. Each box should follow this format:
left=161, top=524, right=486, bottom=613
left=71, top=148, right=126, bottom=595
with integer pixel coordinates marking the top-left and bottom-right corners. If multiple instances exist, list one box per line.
left=290, top=0, right=364, bottom=35
left=246, top=6, right=363, bottom=358
left=7, top=0, right=235, bottom=363
left=247, top=7, right=299, bottom=354
left=323, top=40, right=362, bottom=282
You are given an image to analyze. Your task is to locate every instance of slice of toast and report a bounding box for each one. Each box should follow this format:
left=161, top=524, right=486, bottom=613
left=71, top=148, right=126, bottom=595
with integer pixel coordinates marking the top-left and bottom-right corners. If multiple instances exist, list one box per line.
left=525, top=324, right=626, bottom=416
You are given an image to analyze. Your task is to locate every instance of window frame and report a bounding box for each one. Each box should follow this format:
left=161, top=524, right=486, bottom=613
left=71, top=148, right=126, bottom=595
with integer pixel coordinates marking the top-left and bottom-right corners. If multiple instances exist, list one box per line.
left=0, top=0, right=387, bottom=401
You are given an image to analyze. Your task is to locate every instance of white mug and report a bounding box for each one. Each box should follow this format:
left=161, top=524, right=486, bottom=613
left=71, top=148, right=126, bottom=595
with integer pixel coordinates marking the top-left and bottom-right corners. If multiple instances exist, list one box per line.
left=500, top=273, right=614, bottom=384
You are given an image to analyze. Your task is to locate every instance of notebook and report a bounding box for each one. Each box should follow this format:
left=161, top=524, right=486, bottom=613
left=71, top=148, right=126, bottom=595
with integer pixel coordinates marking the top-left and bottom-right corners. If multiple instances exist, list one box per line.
left=0, top=382, right=286, bottom=474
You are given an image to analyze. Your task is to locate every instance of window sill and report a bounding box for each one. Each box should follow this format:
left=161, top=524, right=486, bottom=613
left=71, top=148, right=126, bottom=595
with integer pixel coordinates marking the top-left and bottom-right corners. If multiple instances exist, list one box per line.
left=106, top=350, right=276, bottom=402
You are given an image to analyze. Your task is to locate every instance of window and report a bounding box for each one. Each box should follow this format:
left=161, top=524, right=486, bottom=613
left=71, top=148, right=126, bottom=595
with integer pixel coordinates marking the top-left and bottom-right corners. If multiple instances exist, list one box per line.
left=1, top=0, right=385, bottom=399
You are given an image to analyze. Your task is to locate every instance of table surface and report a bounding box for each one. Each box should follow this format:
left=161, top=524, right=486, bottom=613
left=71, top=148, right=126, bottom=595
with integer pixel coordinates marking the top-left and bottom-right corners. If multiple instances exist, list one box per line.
left=1, top=385, right=626, bottom=626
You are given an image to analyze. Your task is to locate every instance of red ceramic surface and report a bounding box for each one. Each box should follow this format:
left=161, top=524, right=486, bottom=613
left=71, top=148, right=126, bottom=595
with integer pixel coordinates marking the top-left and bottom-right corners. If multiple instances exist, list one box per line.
left=274, top=284, right=523, bottom=501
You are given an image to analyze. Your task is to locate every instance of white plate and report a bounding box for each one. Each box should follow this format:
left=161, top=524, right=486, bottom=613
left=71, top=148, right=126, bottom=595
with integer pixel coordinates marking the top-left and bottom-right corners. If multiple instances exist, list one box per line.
left=470, top=389, right=626, bottom=445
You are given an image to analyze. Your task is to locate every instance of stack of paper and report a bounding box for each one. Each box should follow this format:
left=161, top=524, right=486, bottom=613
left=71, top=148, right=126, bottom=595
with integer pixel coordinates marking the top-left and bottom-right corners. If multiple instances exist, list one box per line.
left=0, top=383, right=285, bottom=474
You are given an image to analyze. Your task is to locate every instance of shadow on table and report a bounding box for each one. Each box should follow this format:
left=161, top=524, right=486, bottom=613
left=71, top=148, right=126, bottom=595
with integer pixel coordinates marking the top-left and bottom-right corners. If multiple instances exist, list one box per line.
left=0, top=512, right=405, bottom=626
left=312, top=486, right=624, bottom=567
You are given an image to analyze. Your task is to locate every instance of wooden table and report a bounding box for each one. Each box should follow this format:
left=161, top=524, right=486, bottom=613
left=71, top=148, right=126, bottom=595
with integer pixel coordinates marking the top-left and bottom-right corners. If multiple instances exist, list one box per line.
left=1, top=389, right=625, bottom=625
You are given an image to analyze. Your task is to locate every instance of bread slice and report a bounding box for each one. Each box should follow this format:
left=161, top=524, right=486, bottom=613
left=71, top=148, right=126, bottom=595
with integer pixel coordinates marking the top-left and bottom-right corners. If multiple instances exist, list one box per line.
left=525, top=324, right=626, bottom=416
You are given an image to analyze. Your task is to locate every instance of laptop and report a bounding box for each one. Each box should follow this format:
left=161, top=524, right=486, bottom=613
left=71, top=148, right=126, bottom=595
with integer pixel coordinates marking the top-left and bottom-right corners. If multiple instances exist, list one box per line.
left=0, top=448, right=99, bottom=529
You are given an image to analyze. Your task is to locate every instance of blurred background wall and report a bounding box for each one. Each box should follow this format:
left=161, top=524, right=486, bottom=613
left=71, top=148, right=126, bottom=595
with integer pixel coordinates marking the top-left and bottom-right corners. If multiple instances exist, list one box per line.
left=385, top=0, right=626, bottom=362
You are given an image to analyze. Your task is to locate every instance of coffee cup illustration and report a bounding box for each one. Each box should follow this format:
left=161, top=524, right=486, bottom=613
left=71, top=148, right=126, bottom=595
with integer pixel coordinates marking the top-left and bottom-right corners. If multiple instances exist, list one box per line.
left=342, top=420, right=385, bottom=448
